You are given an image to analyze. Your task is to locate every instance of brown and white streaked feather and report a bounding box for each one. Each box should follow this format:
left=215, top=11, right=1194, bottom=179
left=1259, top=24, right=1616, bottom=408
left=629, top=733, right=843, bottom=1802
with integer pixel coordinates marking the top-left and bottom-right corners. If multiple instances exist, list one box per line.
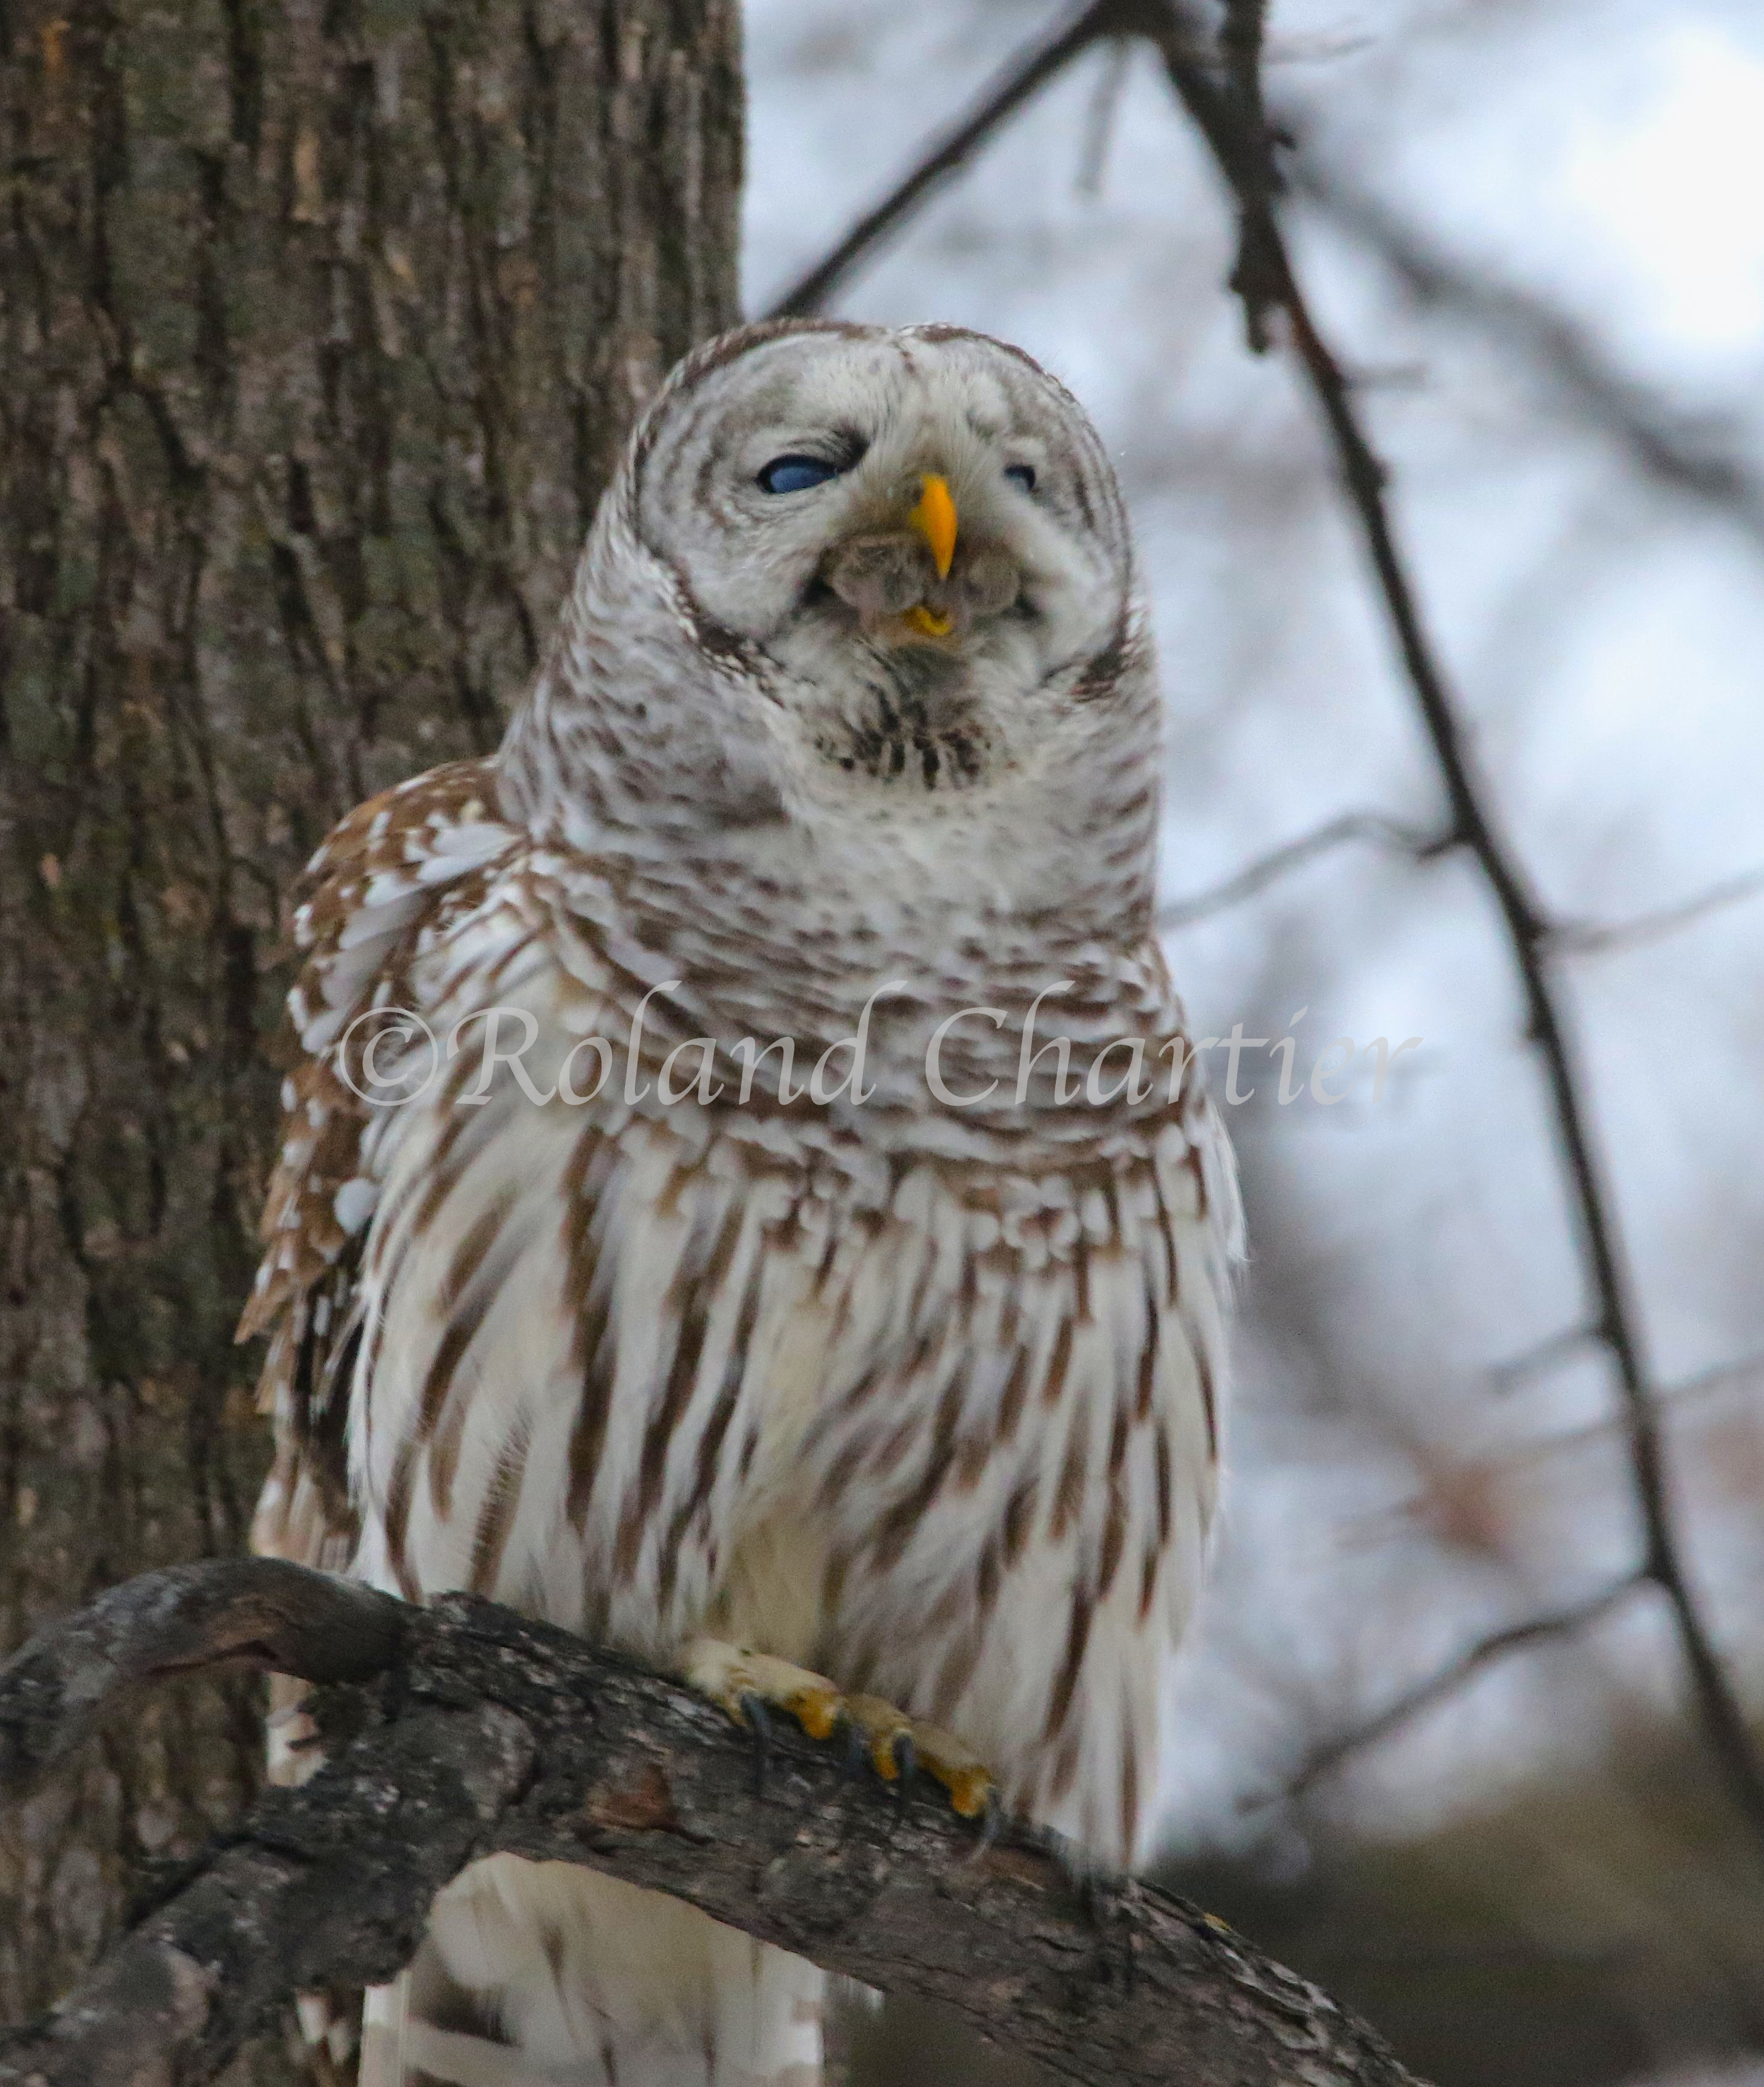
left=241, top=759, right=516, bottom=1576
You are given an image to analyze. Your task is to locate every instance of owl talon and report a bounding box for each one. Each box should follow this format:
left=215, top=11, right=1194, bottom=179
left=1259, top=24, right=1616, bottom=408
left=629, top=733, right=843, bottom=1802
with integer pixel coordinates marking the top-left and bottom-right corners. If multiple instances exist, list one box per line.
left=680, top=1637, right=997, bottom=1828
left=838, top=1716, right=868, bottom=1781
left=973, top=1787, right=1003, bottom=1859
left=739, top=1690, right=774, bottom=1799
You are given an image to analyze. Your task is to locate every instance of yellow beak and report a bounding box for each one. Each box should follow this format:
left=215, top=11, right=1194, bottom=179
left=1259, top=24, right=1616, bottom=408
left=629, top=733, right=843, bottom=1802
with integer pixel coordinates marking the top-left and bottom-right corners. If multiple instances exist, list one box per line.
left=908, top=472, right=958, bottom=579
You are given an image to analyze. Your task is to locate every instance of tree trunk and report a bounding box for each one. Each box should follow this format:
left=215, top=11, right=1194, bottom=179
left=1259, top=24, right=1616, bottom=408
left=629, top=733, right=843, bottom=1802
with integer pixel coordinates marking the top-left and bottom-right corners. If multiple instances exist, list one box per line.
left=0, top=0, right=740, bottom=2051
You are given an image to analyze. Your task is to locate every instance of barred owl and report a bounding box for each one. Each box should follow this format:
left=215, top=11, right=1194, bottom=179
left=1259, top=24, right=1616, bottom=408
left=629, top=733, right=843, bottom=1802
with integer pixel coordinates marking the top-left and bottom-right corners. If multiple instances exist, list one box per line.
left=242, top=318, right=1239, bottom=2087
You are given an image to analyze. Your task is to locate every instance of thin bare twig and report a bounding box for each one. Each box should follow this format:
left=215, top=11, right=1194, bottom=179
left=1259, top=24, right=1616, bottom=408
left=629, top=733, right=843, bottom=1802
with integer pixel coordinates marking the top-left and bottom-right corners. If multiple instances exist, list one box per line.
left=1491, top=1332, right=1764, bottom=1412
left=1141, top=0, right=1764, bottom=1844
left=1490, top=1346, right=1764, bottom=1472
left=1076, top=36, right=1135, bottom=200
left=1350, top=1346, right=1764, bottom=1562
left=763, top=0, right=1131, bottom=319
left=1487, top=1324, right=1598, bottom=1396
left=1158, top=810, right=1445, bottom=929
left=1267, top=1572, right=1648, bottom=1807
left=0, top=1561, right=1427, bottom=2087
left=1553, top=862, right=1764, bottom=955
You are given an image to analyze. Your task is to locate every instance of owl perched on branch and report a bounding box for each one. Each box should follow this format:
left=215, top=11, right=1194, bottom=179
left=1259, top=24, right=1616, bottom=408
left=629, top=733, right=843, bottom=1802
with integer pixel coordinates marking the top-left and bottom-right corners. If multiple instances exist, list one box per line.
left=242, top=319, right=1239, bottom=2087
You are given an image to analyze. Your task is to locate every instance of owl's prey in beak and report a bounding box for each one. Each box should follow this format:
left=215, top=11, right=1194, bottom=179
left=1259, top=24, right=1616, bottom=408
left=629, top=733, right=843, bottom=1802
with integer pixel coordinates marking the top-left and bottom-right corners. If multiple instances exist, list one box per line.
left=905, top=475, right=957, bottom=639
left=819, top=469, right=1016, bottom=643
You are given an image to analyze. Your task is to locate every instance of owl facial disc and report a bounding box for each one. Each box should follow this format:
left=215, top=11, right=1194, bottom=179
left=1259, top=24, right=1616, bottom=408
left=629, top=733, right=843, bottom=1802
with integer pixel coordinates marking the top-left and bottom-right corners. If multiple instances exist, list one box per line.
left=612, top=319, right=1140, bottom=798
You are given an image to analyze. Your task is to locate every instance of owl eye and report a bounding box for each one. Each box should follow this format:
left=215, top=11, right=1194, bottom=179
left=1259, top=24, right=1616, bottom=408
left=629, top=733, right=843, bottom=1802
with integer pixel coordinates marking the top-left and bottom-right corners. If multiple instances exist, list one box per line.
left=757, top=454, right=842, bottom=495
left=1003, top=464, right=1037, bottom=493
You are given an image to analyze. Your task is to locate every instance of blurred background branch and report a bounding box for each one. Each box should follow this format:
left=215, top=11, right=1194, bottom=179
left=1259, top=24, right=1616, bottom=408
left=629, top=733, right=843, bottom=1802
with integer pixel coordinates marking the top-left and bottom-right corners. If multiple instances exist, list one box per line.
left=1270, top=1569, right=1648, bottom=1807
left=1158, top=811, right=1448, bottom=928
left=766, top=0, right=1135, bottom=319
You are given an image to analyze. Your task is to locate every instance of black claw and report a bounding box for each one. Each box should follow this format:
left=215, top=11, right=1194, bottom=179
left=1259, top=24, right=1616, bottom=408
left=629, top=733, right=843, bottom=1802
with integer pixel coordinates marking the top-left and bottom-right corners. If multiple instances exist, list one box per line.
left=838, top=1716, right=868, bottom=1783
left=962, top=1787, right=1004, bottom=1866
left=740, top=1691, right=773, bottom=1800
left=977, top=1787, right=1002, bottom=1851
left=881, top=1734, right=916, bottom=1840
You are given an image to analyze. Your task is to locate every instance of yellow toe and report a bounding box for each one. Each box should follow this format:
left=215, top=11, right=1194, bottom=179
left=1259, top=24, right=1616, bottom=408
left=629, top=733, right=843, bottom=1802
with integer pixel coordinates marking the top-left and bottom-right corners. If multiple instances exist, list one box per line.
left=681, top=1638, right=997, bottom=1820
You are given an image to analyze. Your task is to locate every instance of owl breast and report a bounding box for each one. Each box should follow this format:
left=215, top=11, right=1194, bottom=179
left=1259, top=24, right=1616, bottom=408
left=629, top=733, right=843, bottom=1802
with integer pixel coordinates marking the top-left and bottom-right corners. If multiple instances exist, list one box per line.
left=335, top=844, right=1228, bottom=1869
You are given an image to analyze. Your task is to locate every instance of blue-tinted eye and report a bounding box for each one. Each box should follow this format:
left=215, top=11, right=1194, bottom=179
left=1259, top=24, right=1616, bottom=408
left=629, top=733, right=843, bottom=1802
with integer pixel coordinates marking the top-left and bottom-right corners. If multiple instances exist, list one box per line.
left=1004, top=464, right=1037, bottom=492
left=757, top=454, right=840, bottom=495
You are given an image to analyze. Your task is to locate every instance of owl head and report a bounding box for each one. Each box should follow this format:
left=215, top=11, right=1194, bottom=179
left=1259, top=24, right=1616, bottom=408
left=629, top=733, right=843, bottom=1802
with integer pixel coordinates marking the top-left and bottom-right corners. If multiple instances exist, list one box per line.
left=507, top=319, right=1156, bottom=862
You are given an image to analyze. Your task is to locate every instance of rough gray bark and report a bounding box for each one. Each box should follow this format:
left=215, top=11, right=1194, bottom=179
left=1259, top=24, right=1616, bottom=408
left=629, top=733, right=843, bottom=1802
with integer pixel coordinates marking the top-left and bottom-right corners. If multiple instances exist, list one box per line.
left=0, top=0, right=740, bottom=2037
left=0, top=1561, right=1430, bottom=2087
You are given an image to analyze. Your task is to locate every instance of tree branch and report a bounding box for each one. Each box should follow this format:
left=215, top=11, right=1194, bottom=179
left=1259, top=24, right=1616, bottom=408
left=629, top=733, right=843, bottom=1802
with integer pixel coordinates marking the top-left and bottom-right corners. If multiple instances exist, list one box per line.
left=0, top=1560, right=1429, bottom=2087
left=0, top=1558, right=406, bottom=1798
